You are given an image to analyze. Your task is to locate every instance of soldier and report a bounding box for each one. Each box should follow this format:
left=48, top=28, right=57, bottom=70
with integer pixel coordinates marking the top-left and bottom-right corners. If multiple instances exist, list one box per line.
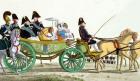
left=20, top=16, right=36, bottom=39
left=31, top=11, right=44, bottom=36
left=11, top=13, right=20, bottom=31
left=0, top=11, right=12, bottom=57
left=0, top=11, right=12, bottom=39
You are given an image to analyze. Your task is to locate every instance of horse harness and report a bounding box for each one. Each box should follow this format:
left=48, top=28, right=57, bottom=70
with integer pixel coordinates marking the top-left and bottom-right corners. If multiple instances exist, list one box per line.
left=112, top=40, right=120, bottom=55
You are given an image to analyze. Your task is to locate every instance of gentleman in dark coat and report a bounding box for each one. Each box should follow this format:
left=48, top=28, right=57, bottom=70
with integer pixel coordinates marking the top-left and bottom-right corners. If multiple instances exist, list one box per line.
left=78, top=17, right=99, bottom=51
left=78, top=17, right=96, bottom=44
left=31, top=11, right=44, bottom=36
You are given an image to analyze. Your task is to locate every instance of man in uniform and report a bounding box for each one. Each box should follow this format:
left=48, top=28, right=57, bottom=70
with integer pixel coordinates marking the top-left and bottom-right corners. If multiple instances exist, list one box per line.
left=0, top=11, right=12, bottom=39
left=31, top=11, right=44, bottom=36
left=10, top=13, right=20, bottom=31
left=0, top=11, right=12, bottom=57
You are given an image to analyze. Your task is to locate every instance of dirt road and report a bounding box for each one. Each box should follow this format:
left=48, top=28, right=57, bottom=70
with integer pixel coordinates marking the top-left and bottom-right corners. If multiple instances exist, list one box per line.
left=0, top=62, right=140, bottom=81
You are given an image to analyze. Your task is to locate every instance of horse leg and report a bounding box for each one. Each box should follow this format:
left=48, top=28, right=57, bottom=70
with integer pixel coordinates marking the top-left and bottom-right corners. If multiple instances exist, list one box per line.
left=129, top=58, right=133, bottom=70
left=99, top=60, right=103, bottom=70
left=124, top=57, right=127, bottom=67
left=135, top=54, right=139, bottom=69
left=131, top=54, right=138, bottom=71
left=100, top=59, right=105, bottom=69
left=134, top=59, right=138, bottom=72
left=119, top=55, right=123, bottom=73
left=94, top=60, right=97, bottom=70
left=0, top=59, right=6, bottom=74
left=136, top=60, right=139, bottom=69
left=116, top=55, right=119, bottom=70
left=0, top=63, right=6, bottom=73
left=96, top=60, right=100, bottom=73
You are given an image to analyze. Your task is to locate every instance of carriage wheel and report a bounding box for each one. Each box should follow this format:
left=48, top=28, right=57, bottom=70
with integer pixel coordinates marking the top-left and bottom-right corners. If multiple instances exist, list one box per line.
left=3, top=41, right=36, bottom=73
left=59, top=48, right=85, bottom=72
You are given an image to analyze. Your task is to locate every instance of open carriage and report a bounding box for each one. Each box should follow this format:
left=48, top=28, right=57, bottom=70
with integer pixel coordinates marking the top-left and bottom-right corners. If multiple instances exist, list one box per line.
left=3, top=34, right=105, bottom=73
left=3, top=27, right=139, bottom=73
left=2, top=17, right=139, bottom=74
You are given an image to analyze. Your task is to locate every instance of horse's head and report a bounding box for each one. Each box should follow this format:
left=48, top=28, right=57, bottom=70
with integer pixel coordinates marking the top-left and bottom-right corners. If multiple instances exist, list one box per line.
left=132, top=32, right=138, bottom=42
left=118, top=28, right=137, bottom=44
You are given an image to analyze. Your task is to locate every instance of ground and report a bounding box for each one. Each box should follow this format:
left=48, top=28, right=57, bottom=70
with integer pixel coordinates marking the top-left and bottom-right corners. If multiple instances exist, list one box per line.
left=0, top=62, right=140, bottom=81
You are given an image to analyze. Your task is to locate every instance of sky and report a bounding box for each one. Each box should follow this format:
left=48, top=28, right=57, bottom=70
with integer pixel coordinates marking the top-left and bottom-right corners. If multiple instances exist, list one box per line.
left=0, top=0, right=140, bottom=38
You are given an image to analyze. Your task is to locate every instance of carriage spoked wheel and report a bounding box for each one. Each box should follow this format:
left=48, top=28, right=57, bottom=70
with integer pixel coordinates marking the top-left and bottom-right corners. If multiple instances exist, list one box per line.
left=3, top=41, right=36, bottom=74
left=59, top=48, right=85, bottom=72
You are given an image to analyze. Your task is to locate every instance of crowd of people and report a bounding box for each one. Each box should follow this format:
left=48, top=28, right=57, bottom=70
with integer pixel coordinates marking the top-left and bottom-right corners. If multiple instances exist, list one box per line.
left=0, top=11, right=74, bottom=41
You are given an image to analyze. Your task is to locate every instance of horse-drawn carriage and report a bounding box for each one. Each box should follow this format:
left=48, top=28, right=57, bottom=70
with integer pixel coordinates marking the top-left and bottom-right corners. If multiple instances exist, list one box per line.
left=2, top=27, right=140, bottom=74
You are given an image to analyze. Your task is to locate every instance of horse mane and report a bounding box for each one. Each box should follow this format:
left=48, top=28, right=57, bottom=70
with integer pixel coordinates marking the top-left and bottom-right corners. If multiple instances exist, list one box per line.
left=118, top=28, right=134, bottom=42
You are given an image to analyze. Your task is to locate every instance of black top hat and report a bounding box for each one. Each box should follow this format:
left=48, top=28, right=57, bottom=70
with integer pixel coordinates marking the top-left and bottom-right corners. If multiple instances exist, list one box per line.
left=78, top=17, right=86, bottom=25
left=12, top=13, right=18, bottom=20
left=32, top=11, right=41, bottom=19
left=3, top=11, right=11, bottom=20
left=21, top=16, right=31, bottom=25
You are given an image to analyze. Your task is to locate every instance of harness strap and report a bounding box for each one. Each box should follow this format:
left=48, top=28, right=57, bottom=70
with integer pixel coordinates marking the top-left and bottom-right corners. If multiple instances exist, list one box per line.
left=113, top=40, right=120, bottom=49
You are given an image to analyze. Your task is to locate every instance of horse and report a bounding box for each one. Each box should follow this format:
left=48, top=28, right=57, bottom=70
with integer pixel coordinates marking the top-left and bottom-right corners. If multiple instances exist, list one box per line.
left=0, top=28, right=20, bottom=74
left=92, top=29, right=136, bottom=73
left=129, top=35, right=140, bottom=71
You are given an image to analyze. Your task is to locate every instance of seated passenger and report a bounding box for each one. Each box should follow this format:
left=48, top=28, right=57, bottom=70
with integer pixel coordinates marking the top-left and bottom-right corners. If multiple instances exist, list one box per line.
left=63, top=23, right=74, bottom=40
left=56, top=23, right=65, bottom=41
left=20, top=16, right=39, bottom=40
left=31, top=11, right=44, bottom=36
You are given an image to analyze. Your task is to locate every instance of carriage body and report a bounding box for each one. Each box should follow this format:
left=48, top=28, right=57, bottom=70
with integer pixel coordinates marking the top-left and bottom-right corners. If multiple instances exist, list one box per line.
left=4, top=36, right=102, bottom=73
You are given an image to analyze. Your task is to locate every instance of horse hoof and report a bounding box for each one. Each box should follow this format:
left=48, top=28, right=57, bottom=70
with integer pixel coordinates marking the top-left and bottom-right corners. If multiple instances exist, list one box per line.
left=134, top=70, right=138, bottom=72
